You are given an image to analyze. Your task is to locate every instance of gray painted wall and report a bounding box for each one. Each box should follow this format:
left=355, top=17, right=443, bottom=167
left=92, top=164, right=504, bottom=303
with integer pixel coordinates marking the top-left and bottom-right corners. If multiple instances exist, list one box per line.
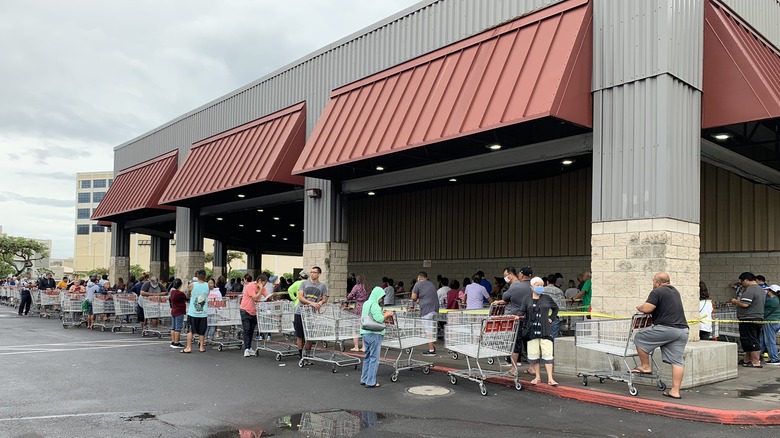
left=114, top=0, right=563, bottom=172
left=722, top=0, right=780, bottom=48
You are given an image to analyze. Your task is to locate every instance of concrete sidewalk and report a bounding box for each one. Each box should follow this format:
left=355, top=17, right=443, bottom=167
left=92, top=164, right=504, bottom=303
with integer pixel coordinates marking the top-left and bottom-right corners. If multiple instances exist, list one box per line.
left=368, top=338, right=780, bottom=425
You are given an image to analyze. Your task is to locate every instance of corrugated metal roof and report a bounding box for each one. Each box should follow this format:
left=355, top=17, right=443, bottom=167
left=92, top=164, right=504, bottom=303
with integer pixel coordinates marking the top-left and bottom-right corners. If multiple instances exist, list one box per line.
left=159, top=102, right=306, bottom=205
left=703, top=0, right=780, bottom=128
left=293, top=0, right=592, bottom=175
left=91, top=151, right=178, bottom=221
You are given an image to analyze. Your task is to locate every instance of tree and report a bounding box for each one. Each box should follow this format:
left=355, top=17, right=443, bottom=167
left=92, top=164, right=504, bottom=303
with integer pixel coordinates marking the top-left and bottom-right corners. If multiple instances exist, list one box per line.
left=227, top=270, right=244, bottom=281
left=130, top=264, right=145, bottom=279
left=227, top=251, right=244, bottom=272
left=35, top=267, right=54, bottom=277
left=87, top=267, right=110, bottom=278
left=0, top=235, right=49, bottom=277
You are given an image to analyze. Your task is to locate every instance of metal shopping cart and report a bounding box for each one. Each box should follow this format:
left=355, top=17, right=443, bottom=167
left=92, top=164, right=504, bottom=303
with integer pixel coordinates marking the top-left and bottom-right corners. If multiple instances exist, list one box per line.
left=39, top=289, right=61, bottom=318
left=29, top=288, right=42, bottom=316
left=91, top=294, right=116, bottom=331
left=207, top=298, right=243, bottom=351
left=112, top=293, right=140, bottom=333
left=447, top=303, right=506, bottom=363
left=61, top=293, right=85, bottom=328
left=380, top=311, right=434, bottom=381
left=9, top=286, right=20, bottom=308
left=256, top=301, right=299, bottom=360
left=446, top=315, right=522, bottom=395
left=299, top=304, right=361, bottom=372
left=575, top=314, right=666, bottom=396
left=141, top=296, right=171, bottom=338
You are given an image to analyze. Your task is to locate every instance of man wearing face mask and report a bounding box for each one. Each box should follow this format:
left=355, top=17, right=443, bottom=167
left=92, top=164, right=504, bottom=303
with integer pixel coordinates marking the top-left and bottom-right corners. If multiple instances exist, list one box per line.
left=495, top=266, right=533, bottom=373
left=518, top=277, right=560, bottom=386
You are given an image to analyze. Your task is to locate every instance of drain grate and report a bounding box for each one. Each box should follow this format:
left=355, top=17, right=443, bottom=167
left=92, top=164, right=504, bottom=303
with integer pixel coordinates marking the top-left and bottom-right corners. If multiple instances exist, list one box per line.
left=407, top=385, right=452, bottom=396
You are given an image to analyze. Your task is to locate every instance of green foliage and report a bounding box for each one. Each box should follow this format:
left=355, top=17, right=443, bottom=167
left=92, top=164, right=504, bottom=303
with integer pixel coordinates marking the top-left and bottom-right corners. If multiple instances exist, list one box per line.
left=204, top=252, right=215, bottom=264
left=129, top=264, right=145, bottom=279
left=169, top=266, right=175, bottom=277
left=87, top=267, right=110, bottom=278
left=35, top=267, right=54, bottom=276
left=227, top=251, right=244, bottom=272
left=227, top=270, right=244, bottom=280
left=0, top=264, right=14, bottom=278
left=282, top=273, right=292, bottom=280
left=0, top=235, right=50, bottom=277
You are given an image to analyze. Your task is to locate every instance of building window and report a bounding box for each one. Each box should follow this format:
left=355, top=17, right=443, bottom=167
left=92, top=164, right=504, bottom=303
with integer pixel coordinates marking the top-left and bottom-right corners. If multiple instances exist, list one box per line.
left=93, top=192, right=105, bottom=203
left=108, top=179, right=113, bottom=187
left=77, top=208, right=90, bottom=219
left=93, top=179, right=107, bottom=188
left=77, top=225, right=90, bottom=235
left=92, top=224, right=105, bottom=233
left=81, top=180, right=91, bottom=189
left=78, top=193, right=90, bottom=203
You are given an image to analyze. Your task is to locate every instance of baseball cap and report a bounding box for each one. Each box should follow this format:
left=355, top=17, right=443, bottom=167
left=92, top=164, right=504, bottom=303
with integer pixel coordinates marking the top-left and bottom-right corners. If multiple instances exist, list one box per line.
left=299, top=272, right=308, bottom=279
left=769, top=285, right=780, bottom=293
left=519, top=266, right=533, bottom=277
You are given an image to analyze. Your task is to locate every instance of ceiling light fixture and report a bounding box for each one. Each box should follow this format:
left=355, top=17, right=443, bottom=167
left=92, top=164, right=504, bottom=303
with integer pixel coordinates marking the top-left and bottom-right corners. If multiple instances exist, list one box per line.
left=289, top=224, right=295, bottom=227
left=257, top=209, right=264, bottom=213
left=367, top=191, right=375, bottom=196
left=713, top=133, right=732, bottom=141
left=237, top=194, right=245, bottom=198
left=271, top=234, right=277, bottom=237
left=238, top=224, right=244, bottom=227
left=255, top=229, right=261, bottom=233
left=216, top=217, right=223, bottom=221
left=486, top=143, right=502, bottom=151
left=283, top=238, right=288, bottom=241
left=376, top=165, right=384, bottom=171
left=273, top=217, right=280, bottom=221
left=449, top=178, right=457, bottom=182
left=561, top=159, right=574, bottom=166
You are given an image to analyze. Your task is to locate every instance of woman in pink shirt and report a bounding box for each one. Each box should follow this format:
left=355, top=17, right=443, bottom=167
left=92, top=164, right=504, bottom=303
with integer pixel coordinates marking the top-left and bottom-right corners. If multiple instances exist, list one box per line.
left=346, top=274, right=369, bottom=351
left=239, top=274, right=270, bottom=357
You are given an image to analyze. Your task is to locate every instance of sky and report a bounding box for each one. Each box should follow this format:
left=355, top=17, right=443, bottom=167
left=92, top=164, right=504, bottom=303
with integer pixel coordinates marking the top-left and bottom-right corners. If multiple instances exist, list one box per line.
left=0, top=0, right=422, bottom=259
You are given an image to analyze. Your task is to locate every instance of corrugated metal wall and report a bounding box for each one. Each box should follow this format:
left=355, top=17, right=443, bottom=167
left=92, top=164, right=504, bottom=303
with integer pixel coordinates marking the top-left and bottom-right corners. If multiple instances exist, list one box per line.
left=700, top=163, right=780, bottom=252
left=721, top=0, right=780, bottom=48
left=347, top=169, right=592, bottom=262
left=114, top=0, right=564, bottom=171
left=592, top=75, right=702, bottom=222
left=303, top=178, right=346, bottom=244
left=592, top=0, right=704, bottom=92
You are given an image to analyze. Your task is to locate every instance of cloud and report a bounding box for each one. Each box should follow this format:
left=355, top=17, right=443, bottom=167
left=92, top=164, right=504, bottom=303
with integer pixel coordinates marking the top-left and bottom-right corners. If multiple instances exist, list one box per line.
left=0, top=191, right=73, bottom=208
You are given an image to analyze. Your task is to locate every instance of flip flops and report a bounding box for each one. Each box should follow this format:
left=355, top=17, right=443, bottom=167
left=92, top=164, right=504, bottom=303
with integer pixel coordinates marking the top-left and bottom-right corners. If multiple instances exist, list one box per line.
left=662, top=391, right=682, bottom=399
left=365, top=384, right=381, bottom=388
left=742, top=362, right=763, bottom=368
left=629, top=368, right=653, bottom=374
left=180, top=350, right=191, bottom=354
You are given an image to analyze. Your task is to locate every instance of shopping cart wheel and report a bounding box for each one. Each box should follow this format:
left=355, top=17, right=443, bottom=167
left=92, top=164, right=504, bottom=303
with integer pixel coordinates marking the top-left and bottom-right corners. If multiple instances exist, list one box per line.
left=391, top=372, right=399, bottom=382
left=487, top=357, right=494, bottom=365
left=62, top=324, right=68, bottom=329
left=141, top=332, right=147, bottom=337
left=599, top=378, right=605, bottom=384
left=339, top=343, right=345, bottom=352
left=101, top=327, right=106, bottom=332
left=218, top=345, right=223, bottom=352
left=628, top=386, right=638, bottom=396
left=275, top=354, right=282, bottom=361
left=479, top=384, right=487, bottom=396
left=298, top=359, right=305, bottom=368
left=515, top=380, right=522, bottom=391
left=451, top=352, right=458, bottom=360
left=581, top=376, right=588, bottom=386
left=449, top=375, right=457, bottom=385
left=332, top=366, right=338, bottom=373
left=422, top=366, right=431, bottom=375
left=657, top=380, right=667, bottom=391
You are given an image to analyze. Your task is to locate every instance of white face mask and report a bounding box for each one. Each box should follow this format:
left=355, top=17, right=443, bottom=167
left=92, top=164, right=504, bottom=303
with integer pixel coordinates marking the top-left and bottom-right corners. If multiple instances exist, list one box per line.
left=504, top=276, right=511, bottom=283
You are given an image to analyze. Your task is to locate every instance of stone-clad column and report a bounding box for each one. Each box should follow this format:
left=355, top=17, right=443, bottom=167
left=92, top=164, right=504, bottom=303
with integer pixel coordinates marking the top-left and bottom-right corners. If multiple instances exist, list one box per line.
left=175, top=207, right=204, bottom=282
left=109, top=222, right=131, bottom=285
left=149, top=236, right=170, bottom=281
left=303, top=178, right=348, bottom=301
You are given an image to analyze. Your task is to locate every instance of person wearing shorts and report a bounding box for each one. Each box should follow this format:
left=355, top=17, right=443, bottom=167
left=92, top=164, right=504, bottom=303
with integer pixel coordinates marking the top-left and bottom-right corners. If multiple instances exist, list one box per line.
left=411, top=271, right=439, bottom=356
left=182, top=270, right=210, bottom=354
left=633, top=272, right=689, bottom=399
left=519, top=277, right=559, bottom=386
left=295, top=266, right=329, bottom=358
left=168, top=279, right=187, bottom=348
left=731, top=272, right=766, bottom=368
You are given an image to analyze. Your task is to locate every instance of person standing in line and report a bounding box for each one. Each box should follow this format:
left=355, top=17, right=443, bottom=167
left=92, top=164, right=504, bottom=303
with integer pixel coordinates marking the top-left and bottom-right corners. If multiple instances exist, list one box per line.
left=518, top=277, right=559, bottom=386
left=181, top=270, right=210, bottom=354
left=168, top=279, right=187, bottom=348
left=384, top=278, right=397, bottom=307
left=347, top=274, right=370, bottom=352
left=360, top=286, right=392, bottom=388
left=762, top=285, right=780, bottom=365
left=464, top=274, right=491, bottom=310
left=295, top=266, right=329, bottom=358
left=206, top=278, right=223, bottom=340
left=39, top=272, right=56, bottom=290
left=411, top=271, right=439, bottom=356
left=84, top=275, right=99, bottom=329
left=570, top=271, right=593, bottom=317
left=287, top=272, right=307, bottom=306
left=18, top=272, right=35, bottom=316
left=698, top=281, right=713, bottom=340
left=495, top=266, right=533, bottom=374
left=732, top=272, right=766, bottom=368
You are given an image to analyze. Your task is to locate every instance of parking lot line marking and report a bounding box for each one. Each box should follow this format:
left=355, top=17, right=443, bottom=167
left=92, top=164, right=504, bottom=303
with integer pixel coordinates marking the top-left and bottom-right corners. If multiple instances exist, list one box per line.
left=0, top=342, right=161, bottom=355
left=0, top=339, right=157, bottom=349
left=0, top=412, right=127, bottom=421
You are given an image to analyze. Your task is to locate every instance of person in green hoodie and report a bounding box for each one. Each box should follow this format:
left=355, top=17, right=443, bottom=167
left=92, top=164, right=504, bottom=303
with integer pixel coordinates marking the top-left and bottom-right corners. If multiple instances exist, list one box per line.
left=360, top=286, right=392, bottom=388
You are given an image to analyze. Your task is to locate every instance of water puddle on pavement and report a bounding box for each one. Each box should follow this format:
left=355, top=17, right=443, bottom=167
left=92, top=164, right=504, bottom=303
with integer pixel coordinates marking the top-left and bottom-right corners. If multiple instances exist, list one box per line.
left=208, top=410, right=393, bottom=437
left=736, top=383, right=780, bottom=398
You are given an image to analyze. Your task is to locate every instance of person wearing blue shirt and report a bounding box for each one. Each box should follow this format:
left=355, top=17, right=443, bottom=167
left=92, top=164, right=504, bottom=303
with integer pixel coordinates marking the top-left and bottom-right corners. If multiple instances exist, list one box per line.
left=182, top=269, right=210, bottom=354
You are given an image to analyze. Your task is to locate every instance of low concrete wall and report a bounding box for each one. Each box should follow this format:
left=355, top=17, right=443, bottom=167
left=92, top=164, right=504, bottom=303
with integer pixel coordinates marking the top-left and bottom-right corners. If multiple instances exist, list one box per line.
left=554, top=337, right=738, bottom=389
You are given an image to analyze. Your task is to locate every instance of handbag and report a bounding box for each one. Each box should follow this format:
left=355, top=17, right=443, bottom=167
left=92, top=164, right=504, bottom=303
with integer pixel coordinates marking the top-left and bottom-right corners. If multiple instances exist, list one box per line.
left=361, top=303, right=385, bottom=331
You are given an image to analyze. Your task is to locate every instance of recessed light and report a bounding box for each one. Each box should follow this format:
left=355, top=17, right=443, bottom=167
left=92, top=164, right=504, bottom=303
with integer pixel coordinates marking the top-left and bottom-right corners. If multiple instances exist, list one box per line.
left=216, top=217, right=223, bottom=221
left=255, top=229, right=261, bottom=233
left=367, top=191, right=375, bottom=196
left=271, top=234, right=277, bottom=237
left=561, top=159, right=574, bottom=166
left=486, top=143, right=502, bottom=150
left=273, top=217, right=280, bottom=221
left=238, top=224, right=244, bottom=227
left=289, top=224, right=295, bottom=227
left=376, top=166, right=384, bottom=171
left=283, top=238, right=288, bottom=241
left=449, top=178, right=457, bottom=182
left=237, top=194, right=245, bottom=198
left=713, top=133, right=731, bottom=141
left=257, top=209, right=264, bottom=213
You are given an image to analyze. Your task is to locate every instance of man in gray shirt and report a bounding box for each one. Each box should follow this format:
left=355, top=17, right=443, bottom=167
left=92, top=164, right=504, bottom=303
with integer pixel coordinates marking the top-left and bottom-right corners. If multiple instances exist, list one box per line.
left=732, top=272, right=766, bottom=367
left=411, top=271, right=439, bottom=356
left=496, top=266, right=533, bottom=372
left=295, top=266, right=329, bottom=357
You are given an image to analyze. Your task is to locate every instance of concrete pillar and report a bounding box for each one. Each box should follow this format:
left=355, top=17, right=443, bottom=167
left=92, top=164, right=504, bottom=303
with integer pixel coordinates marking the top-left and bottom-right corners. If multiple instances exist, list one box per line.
left=175, top=207, right=204, bottom=281
left=303, top=242, right=349, bottom=302
left=212, top=240, right=228, bottom=279
left=149, top=236, right=170, bottom=281
left=246, top=251, right=262, bottom=280
left=109, top=222, right=130, bottom=284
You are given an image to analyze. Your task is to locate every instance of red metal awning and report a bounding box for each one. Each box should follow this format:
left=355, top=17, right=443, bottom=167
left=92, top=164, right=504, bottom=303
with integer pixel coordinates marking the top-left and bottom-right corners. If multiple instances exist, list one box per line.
left=703, top=0, right=780, bottom=128
left=91, top=151, right=178, bottom=221
left=293, top=0, right=592, bottom=175
left=160, top=102, right=306, bottom=205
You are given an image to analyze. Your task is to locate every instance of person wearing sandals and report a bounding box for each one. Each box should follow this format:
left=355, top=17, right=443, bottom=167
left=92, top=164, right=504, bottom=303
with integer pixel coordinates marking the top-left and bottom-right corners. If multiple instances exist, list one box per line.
left=182, top=270, right=210, bottom=354
left=360, top=286, right=392, bottom=388
left=518, top=277, right=559, bottom=386
left=761, top=285, right=780, bottom=365
left=347, top=274, right=369, bottom=352
left=732, top=272, right=766, bottom=368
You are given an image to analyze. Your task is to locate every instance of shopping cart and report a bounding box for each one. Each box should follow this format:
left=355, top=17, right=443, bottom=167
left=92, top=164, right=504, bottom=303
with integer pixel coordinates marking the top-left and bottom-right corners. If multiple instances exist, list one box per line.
left=299, top=304, right=361, bottom=372
left=29, top=288, right=42, bottom=316
left=380, top=311, right=434, bottom=381
left=141, top=296, right=171, bottom=338
left=207, top=298, right=243, bottom=351
left=39, top=289, right=61, bottom=318
left=447, top=303, right=506, bottom=362
left=9, top=286, right=20, bottom=308
left=446, top=315, right=523, bottom=395
left=256, top=301, right=299, bottom=360
left=91, top=294, right=116, bottom=331
left=61, top=293, right=85, bottom=328
left=575, top=314, right=666, bottom=396
left=112, top=293, right=140, bottom=333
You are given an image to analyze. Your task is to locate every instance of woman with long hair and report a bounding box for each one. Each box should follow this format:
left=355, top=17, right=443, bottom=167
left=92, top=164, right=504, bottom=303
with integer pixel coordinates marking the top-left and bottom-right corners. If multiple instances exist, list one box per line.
left=346, top=274, right=370, bottom=351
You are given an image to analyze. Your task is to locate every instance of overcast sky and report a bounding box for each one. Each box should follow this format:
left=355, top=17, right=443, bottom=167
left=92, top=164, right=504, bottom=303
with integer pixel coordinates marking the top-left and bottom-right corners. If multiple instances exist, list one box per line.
left=0, top=0, right=422, bottom=259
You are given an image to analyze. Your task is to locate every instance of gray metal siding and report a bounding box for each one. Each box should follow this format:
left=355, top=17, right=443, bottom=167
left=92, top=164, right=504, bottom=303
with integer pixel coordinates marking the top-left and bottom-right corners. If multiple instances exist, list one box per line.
left=592, top=0, right=704, bottom=91
left=593, top=74, right=701, bottom=222
left=721, top=0, right=780, bottom=48
left=114, top=0, right=563, bottom=171
left=303, top=178, right=347, bottom=244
